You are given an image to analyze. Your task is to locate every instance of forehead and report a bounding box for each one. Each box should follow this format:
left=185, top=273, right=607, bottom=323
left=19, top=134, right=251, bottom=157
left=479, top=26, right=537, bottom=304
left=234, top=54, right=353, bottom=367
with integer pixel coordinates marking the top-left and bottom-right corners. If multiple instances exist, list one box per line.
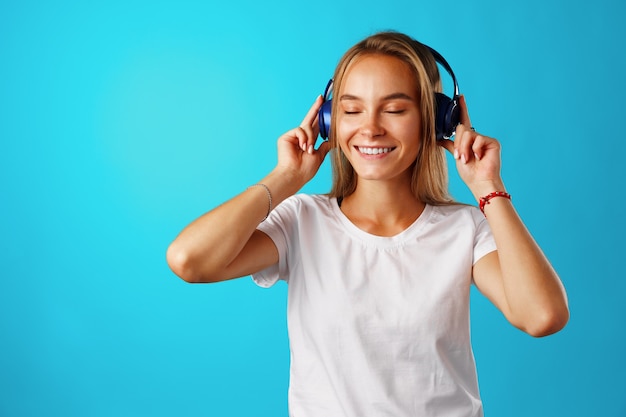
left=340, top=53, right=418, bottom=97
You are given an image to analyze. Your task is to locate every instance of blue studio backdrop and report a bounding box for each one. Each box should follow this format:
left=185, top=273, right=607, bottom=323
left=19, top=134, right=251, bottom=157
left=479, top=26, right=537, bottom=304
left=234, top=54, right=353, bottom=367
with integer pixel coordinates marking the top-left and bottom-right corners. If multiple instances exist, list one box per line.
left=1, top=0, right=625, bottom=416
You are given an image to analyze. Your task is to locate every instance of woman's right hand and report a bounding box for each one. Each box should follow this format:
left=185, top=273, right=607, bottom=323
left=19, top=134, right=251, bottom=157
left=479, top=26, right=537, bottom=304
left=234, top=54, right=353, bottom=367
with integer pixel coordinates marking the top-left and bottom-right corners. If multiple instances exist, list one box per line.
left=274, top=95, right=331, bottom=187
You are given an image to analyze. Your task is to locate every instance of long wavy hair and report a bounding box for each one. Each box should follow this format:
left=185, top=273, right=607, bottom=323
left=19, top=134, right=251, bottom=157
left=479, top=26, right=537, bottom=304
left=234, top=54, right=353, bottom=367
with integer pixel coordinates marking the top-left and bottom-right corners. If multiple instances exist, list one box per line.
left=328, top=31, right=454, bottom=205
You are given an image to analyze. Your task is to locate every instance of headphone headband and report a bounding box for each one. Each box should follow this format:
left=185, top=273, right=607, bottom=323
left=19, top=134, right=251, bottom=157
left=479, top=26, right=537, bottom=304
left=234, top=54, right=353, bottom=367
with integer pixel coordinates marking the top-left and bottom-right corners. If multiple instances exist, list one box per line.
left=425, top=46, right=459, bottom=98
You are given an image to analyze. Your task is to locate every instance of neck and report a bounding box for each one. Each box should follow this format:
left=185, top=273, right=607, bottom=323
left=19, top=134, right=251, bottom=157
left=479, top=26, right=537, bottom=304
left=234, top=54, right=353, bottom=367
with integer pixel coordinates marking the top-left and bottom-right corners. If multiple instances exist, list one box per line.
left=340, top=178, right=425, bottom=236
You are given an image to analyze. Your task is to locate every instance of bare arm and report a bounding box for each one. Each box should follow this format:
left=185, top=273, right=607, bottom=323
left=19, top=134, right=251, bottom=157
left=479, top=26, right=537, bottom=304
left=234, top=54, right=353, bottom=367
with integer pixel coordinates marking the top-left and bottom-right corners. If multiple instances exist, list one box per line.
left=166, top=96, right=330, bottom=283
left=440, top=96, right=569, bottom=337
left=471, top=199, right=568, bottom=337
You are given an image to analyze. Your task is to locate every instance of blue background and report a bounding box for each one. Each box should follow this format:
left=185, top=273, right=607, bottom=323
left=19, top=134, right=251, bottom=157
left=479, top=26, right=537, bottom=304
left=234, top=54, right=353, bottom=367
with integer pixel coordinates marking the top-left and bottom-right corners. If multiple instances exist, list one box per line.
left=1, top=0, right=624, bottom=416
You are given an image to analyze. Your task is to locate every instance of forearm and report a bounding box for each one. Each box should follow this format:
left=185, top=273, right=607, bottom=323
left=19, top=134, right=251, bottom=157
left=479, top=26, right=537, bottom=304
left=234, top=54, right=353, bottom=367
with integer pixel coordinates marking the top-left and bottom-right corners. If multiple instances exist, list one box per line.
left=479, top=189, right=569, bottom=335
left=166, top=168, right=304, bottom=282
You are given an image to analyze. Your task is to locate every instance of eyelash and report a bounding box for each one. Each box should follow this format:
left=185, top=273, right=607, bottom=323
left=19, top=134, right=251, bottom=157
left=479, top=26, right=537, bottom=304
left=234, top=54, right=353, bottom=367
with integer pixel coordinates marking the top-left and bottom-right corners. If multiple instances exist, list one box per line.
left=343, top=110, right=406, bottom=115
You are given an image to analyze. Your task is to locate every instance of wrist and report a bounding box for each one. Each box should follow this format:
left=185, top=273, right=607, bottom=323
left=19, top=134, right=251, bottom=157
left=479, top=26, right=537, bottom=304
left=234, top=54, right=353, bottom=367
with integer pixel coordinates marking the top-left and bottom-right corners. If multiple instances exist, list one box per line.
left=468, top=179, right=507, bottom=202
left=479, top=191, right=512, bottom=215
left=261, top=169, right=305, bottom=204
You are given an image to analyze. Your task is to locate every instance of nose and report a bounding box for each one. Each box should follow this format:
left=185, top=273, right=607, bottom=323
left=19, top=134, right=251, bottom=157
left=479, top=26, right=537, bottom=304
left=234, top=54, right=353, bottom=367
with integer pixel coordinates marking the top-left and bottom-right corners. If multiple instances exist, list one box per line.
left=359, top=112, right=385, bottom=138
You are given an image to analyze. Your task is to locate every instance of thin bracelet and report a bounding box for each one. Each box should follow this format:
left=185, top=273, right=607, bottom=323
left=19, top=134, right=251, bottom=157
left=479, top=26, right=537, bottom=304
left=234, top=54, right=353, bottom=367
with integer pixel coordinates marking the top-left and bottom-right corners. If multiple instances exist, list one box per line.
left=248, top=184, right=273, bottom=221
left=479, top=191, right=511, bottom=215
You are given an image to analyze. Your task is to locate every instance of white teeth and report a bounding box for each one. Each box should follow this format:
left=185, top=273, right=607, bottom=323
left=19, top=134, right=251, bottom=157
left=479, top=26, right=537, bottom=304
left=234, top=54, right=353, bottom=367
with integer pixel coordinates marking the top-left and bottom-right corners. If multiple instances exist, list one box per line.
left=358, top=147, right=392, bottom=155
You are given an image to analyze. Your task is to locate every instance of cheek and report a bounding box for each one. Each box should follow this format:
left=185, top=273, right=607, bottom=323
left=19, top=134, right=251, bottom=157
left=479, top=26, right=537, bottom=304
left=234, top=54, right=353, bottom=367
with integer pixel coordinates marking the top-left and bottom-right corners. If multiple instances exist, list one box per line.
left=337, top=138, right=352, bottom=159
left=400, top=117, right=422, bottom=146
left=335, top=117, right=356, bottom=150
left=336, top=115, right=357, bottom=136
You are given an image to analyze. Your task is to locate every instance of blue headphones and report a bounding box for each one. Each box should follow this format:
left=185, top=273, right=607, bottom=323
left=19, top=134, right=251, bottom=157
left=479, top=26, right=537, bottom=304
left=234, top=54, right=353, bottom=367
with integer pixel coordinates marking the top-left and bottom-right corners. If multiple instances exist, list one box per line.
left=318, top=45, right=460, bottom=141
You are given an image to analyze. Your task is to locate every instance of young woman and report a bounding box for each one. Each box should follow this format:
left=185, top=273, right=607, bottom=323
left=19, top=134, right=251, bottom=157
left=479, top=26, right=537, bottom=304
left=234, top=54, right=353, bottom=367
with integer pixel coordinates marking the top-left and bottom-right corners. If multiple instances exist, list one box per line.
left=167, top=31, right=569, bottom=416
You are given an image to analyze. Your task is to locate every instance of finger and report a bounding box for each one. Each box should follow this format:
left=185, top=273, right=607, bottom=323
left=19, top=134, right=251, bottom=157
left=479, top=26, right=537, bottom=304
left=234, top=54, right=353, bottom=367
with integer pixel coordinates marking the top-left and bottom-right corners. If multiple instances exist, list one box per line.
left=297, top=127, right=313, bottom=153
left=298, top=124, right=315, bottom=153
left=300, top=95, right=324, bottom=129
left=458, top=94, right=472, bottom=127
left=456, top=127, right=477, bottom=164
left=281, top=126, right=309, bottom=152
left=471, top=134, right=487, bottom=161
left=452, top=123, right=471, bottom=161
left=299, top=96, right=324, bottom=152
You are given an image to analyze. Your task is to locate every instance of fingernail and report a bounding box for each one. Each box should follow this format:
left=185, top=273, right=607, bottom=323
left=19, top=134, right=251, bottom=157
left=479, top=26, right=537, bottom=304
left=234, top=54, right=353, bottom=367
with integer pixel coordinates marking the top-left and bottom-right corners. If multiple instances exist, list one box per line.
left=308, top=144, right=313, bottom=154
left=302, top=143, right=307, bottom=151
left=474, top=152, right=480, bottom=161
left=454, top=148, right=459, bottom=160
left=461, top=154, right=467, bottom=164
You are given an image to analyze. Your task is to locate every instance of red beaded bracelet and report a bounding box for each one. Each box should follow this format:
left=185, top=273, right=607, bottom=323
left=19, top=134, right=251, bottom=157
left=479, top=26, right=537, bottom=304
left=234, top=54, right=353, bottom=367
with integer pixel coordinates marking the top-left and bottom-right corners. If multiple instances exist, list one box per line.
left=479, top=191, right=511, bottom=214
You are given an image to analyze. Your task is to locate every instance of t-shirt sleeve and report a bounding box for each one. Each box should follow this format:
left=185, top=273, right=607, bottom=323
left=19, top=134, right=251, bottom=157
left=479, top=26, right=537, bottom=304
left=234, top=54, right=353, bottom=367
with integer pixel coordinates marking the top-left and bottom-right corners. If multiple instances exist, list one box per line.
left=251, top=196, right=297, bottom=288
left=472, top=207, right=497, bottom=265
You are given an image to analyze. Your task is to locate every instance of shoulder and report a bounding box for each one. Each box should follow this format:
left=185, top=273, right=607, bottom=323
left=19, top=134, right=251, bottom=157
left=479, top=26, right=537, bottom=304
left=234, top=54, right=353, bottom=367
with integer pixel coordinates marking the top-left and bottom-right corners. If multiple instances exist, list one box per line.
left=276, top=193, right=332, bottom=212
left=429, top=203, right=485, bottom=227
left=266, top=193, right=334, bottom=224
left=427, top=204, right=495, bottom=260
left=431, top=203, right=481, bottom=217
left=259, top=194, right=337, bottom=253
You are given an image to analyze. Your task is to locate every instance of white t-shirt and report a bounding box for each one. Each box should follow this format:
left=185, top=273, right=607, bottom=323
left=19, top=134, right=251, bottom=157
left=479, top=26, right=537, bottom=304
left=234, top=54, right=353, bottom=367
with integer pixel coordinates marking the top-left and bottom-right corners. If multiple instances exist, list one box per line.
left=253, top=194, right=496, bottom=417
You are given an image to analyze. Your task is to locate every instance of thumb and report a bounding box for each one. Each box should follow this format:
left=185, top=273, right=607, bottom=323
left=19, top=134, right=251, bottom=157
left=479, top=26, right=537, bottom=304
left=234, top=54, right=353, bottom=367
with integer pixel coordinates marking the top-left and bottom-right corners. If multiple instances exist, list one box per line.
left=438, top=138, right=455, bottom=155
left=316, top=140, right=331, bottom=160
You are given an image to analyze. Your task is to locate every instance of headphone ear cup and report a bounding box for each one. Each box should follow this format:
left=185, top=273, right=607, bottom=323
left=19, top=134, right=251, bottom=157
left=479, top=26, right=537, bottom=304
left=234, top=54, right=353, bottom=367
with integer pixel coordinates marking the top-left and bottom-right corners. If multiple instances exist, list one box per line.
left=318, top=98, right=332, bottom=140
left=434, top=92, right=460, bottom=140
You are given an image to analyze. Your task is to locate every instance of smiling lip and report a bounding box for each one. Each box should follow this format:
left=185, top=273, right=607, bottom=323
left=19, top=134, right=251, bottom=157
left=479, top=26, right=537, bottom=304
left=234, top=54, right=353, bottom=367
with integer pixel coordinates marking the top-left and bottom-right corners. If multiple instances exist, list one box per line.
left=356, top=146, right=396, bottom=157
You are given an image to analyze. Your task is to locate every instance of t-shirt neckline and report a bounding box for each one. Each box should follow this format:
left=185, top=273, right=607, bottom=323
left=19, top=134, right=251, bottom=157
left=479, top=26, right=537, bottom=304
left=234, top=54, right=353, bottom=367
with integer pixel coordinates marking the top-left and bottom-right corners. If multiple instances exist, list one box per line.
left=327, top=196, right=433, bottom=247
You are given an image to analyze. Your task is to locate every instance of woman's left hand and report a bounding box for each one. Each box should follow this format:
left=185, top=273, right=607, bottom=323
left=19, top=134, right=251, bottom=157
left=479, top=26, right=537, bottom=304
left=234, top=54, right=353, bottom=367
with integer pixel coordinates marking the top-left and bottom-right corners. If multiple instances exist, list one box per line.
left=439, top=95, right=506, bottom=199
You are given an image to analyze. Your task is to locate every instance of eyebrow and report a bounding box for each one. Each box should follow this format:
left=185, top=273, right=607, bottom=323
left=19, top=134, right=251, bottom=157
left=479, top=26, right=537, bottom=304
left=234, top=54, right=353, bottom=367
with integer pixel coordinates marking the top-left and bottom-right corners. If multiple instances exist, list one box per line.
left=339, top=92, right=414, bottom=101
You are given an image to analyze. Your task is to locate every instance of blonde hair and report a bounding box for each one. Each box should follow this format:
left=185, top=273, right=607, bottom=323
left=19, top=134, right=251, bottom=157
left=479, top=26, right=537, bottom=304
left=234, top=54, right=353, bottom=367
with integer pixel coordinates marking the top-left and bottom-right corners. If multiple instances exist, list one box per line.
left=328, top=31, right=454, bottom=205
